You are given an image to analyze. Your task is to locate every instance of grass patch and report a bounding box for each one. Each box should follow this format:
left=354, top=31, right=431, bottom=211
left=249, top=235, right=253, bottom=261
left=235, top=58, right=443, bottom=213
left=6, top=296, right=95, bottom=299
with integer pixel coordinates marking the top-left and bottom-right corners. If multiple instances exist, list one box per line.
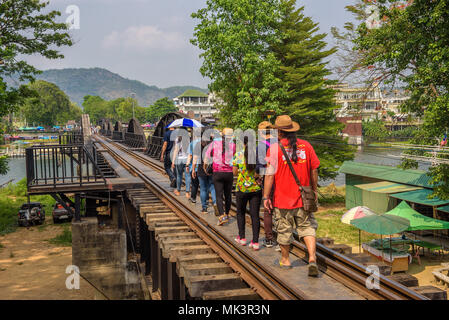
left=315, top=209, right=378, bottom=246
left=49, top=227, right=72, bottom=247
left=17, top=262, right=23, bottom=265
left=318, top=184, right=346, bottom=205
left=9, top=251, right=14, bottom=258
left=0, top=178, right=55, bottom=235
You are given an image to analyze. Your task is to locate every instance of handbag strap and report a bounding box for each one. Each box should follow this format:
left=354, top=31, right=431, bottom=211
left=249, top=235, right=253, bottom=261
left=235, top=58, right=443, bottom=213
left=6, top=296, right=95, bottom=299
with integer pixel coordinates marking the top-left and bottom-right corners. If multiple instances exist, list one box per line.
left=279, top=144, right=304, bottom=192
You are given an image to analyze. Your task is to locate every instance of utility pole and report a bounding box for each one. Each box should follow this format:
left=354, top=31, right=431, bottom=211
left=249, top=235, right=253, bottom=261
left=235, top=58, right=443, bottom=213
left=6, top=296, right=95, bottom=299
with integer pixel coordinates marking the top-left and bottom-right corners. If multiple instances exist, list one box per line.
left=131, top=92, right=136, bottom=119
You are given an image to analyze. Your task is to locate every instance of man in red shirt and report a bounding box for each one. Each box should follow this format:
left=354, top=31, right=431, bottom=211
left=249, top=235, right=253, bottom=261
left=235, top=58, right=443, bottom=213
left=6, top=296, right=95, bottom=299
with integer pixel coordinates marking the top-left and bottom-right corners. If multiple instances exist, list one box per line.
left=263, top=115, right=320, bottom=276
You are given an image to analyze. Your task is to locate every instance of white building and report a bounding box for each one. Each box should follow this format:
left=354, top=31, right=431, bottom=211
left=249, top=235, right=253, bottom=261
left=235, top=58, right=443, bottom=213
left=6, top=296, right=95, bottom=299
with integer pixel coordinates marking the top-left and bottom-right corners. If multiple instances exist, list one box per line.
left=173, top=90, right=219, bottom=119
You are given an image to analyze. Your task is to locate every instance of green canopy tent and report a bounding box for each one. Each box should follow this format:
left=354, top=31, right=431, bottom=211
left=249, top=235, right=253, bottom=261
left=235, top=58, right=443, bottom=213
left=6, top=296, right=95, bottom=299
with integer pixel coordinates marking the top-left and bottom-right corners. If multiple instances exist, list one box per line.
left=351, top=214, right=410, bottom=262
left=385, top=201, right=449, bottom=231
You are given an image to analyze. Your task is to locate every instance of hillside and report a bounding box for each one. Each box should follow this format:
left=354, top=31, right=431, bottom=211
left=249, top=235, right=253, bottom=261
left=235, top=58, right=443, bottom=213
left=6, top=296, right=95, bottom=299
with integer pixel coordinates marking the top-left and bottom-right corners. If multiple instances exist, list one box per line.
left=6, top=68, right=207, bottom=107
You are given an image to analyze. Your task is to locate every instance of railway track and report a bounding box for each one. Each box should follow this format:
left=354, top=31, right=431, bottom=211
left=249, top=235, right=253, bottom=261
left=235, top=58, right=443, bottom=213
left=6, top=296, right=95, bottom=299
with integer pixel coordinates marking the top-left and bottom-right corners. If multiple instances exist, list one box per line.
left=94, top=135, right=427, bottom=300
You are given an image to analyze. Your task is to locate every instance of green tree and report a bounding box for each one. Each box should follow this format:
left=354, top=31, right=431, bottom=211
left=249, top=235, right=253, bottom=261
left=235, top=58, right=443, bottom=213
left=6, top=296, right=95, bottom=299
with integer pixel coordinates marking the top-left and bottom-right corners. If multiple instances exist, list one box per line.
left=273, top=0, right=355, bottom=179
left=106, top=98, right=126, bottom=121
left=145, top=97, right=177, bottom=123
left=191, top=0, right=288, bottom=129
left=0, top=0, right=72, bottom=117
left=362, top=119, right=390, bottom=141
left=20, top=81, right=78, bottom=127
left=339, top=0, right=449, bottom=199
left=0, top=156, right=8, bottom=175
left=116, top=98, right=146, bottom=123
left=82, top=96, right=109, bottom=124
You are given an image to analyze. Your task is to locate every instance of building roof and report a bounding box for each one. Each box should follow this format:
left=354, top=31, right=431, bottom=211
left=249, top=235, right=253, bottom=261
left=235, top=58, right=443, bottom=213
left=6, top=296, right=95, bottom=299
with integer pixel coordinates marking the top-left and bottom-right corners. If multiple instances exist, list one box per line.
left=178, top=90, right=209, bottom=98
left=390, top=189, right=449, bottom=207
left=354, top=181, right=422, bottom=194
left=438, top=205, right=449, bottom=214
left=339, top=161, right=434, bottom=188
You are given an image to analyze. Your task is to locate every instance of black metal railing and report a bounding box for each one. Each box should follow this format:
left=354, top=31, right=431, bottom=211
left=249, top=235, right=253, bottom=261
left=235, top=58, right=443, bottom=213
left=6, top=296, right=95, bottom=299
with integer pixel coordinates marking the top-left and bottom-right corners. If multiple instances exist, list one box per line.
left=58, top=131, right=84, bottom=145
left=145, top=136, right=163, bottom=158
left=124, top=132, right=146, bottom=149
left=112, top=131, right=124, bottom=141
left=26, top=145, right=107, bottom=188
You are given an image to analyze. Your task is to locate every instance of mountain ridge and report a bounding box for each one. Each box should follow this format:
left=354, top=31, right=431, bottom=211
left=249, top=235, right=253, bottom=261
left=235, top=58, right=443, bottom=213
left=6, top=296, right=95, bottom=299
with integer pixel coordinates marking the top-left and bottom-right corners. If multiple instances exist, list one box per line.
left=6, top=67, right=208, bottom=107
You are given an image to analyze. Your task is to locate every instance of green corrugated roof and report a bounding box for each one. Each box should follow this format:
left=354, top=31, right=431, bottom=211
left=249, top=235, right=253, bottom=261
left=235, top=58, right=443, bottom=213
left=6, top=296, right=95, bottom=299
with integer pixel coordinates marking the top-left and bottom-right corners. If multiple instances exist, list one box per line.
left=354, top=181, right=422, bottom=194
left=390, top=189, right=449, bottom=207
left=177, top=90, right=209, bottom=98
left=339, top=161, right=433, bottom=188
left=437, top=205, right=449, bottom=214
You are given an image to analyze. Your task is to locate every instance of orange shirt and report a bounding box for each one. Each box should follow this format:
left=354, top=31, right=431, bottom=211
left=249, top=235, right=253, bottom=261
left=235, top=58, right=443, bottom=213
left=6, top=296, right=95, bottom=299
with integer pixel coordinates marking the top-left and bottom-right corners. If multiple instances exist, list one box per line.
left=266, top=138, right=320, bottom=209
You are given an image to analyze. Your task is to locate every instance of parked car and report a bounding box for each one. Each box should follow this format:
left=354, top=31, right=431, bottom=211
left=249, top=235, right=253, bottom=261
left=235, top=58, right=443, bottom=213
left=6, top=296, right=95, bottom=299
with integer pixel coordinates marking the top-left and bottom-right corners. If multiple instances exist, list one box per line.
left=18, top=202, right=45, bottom=227
left=52, top=203, right=73, bottom=223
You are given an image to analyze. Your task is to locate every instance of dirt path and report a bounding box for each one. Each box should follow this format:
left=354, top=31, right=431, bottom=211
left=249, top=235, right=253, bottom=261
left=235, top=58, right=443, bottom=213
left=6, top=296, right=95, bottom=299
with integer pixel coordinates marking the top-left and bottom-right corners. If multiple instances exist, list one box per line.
left=0, top=223, right=97, bottom=300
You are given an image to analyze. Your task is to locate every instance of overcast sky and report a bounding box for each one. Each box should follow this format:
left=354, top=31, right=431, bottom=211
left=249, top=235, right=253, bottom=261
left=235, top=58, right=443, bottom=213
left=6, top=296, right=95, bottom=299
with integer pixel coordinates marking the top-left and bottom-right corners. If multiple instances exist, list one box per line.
left=29, top=0, right=355, bottom=88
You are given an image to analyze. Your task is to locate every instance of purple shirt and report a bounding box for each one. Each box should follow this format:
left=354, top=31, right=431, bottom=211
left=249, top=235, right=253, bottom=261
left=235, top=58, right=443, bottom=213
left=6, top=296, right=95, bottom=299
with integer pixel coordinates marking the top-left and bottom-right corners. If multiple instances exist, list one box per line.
left=205, top=140, right=236, bottom=172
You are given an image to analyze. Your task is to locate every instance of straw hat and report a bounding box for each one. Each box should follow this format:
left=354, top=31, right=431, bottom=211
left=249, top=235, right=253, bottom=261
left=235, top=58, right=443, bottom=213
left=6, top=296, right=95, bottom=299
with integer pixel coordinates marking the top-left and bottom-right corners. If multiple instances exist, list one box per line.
left=274, top=115, right=300, bottom=132
left=258, top=121, right=273, bottom=130
left=222, top=127, right=234, bottom=136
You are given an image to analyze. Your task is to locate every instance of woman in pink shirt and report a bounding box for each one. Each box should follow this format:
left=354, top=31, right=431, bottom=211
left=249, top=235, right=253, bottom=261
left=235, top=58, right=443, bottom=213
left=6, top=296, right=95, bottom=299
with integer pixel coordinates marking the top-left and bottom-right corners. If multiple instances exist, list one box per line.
left=205, top=128, right=236, bottom=225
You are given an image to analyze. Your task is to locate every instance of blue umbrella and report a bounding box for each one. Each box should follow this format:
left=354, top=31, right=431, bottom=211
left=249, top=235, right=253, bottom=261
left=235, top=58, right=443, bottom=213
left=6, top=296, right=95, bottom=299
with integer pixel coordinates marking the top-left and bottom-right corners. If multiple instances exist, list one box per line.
left=166, top=118, right=203, bottom=128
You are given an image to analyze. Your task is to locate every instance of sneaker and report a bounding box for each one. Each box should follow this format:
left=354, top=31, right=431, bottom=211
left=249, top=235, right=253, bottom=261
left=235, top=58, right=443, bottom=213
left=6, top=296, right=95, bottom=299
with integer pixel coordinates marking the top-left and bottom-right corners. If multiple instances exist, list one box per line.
left=213, top=205, right=219, bottom=217
left=275, top=244, right=281, bottom=252
left=308, top=262, right=319, bottom=277
left=201, top=208, right=208, bottom=214
left=189, top=198, right=197, bottom=204
left=234, top=236, right=247, bottom=246
left=174, top=189, right=180, bottom=196
left=249, top=241, right=260, bottom=251
left=264, top=239, right=274, bottom=248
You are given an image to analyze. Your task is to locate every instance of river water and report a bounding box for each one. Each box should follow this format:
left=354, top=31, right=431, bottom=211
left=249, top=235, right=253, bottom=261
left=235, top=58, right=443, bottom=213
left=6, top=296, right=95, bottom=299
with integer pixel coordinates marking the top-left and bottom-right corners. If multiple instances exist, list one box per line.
left=0, top=145, right=431, bottom=187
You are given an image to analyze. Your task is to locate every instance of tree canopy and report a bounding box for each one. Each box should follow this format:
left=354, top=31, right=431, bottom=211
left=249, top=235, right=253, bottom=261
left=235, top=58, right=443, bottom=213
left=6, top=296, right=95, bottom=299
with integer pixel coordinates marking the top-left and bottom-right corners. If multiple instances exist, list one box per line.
left=20, top=80, right=81, bottom=127
left=191, top=0, right=355, bottom=179
left=0, top=0, right=72, bottom=117
left=83, top=95, right=146, bottom=124
left=191, top=0, right=288, bottom=129
left=334, top=0, right=449, bottom=198
left=145, top=97, right=177, bottom=123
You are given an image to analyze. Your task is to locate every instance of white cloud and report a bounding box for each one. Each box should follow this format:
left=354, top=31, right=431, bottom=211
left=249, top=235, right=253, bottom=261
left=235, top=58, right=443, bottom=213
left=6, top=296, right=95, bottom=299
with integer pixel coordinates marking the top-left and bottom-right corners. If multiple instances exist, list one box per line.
left=102, top=25, right=187, bottom=51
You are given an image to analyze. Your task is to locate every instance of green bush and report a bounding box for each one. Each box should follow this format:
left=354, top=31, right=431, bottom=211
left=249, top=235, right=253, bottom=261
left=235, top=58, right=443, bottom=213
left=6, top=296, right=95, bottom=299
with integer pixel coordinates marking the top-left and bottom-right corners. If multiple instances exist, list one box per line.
left=0, top=197, right=21, bottom=235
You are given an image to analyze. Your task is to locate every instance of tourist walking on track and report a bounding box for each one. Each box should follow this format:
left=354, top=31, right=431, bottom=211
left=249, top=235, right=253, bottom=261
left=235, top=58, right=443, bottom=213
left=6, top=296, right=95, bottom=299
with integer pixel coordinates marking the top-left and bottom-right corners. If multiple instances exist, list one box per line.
left=160, top=127, right=176, bottom=188
left=263, top=115, right=320, bottom=276
left=256, top=121, right=277, bottom=249
left=171, top=132, right=191, bottom=196
left=233, top=136, right=262, bottom=250
left=186, top=137, right=200, bottom=203
left=192, top=136, right=216, bottom=214
left=205, top=128, right=236, bottom=225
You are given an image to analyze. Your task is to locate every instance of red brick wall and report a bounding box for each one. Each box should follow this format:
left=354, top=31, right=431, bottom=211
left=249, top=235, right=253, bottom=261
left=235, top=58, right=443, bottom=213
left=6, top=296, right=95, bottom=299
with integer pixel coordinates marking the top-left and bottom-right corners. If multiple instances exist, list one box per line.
left=337, top=116, right=362, bottom=136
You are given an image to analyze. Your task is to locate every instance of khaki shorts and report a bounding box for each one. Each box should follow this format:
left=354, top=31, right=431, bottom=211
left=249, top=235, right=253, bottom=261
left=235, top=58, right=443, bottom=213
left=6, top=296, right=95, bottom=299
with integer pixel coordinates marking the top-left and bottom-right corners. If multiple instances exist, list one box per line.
left=274, top=207, right=318, bottom=245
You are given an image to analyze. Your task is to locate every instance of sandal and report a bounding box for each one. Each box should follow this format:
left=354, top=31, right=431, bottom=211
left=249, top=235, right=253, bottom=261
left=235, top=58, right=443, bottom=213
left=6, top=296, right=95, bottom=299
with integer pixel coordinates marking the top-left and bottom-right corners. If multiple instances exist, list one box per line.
left=217, top=215, right=228, bottom=226
left=275, top=261, right=292, bottom=270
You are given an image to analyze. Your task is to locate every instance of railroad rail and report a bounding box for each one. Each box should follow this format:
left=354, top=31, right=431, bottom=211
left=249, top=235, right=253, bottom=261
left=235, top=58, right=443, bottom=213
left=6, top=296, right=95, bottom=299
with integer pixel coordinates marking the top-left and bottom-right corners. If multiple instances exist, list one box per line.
left=94, top=134, right=427, bottom=300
